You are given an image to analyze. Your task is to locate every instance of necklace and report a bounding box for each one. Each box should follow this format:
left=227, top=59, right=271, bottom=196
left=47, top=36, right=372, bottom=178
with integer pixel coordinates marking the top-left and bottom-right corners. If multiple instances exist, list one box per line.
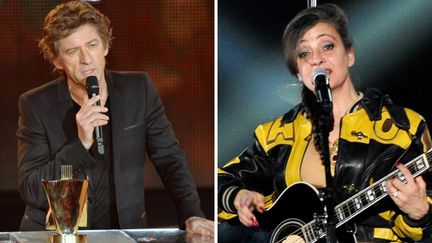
left=328, top=92, right=362, bottom=176
left=330, top=139, right=339, bottom=176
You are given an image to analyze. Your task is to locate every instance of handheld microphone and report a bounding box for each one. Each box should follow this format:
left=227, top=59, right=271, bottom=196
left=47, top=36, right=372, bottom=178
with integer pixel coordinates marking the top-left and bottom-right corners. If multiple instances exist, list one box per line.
left=312, top=67, right=333, bottom=113
left=86, top=76, right=104, bottom=155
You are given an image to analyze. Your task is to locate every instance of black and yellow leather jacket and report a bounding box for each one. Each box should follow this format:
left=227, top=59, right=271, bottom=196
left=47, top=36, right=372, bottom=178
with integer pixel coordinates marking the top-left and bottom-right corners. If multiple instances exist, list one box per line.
left=218, top=89, right=432, bottom=242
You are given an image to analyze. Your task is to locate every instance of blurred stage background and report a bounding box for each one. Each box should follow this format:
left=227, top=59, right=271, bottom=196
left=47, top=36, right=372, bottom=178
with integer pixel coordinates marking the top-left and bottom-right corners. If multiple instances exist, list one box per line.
left=0, top=0, right=213, bottom=230
left=219, top=0, right=432, bottom=166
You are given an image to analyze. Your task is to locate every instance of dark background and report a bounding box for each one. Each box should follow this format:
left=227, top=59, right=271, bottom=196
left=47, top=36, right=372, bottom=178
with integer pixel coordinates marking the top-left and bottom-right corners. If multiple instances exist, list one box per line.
left=218, top=0, right=432, bottom=166
left=0, top=0, right=214, bottom=230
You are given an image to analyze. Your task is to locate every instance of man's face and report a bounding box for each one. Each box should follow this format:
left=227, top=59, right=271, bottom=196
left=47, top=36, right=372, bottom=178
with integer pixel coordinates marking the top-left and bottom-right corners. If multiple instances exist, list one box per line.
left=53, top=23, right=108, bottom=87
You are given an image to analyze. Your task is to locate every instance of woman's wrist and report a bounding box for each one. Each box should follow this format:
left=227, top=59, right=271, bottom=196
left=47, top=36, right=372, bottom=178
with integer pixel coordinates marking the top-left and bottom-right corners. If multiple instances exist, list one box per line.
left=221, top=186, right=242, bottom=213
left=404, top=203, right=431, bottom=227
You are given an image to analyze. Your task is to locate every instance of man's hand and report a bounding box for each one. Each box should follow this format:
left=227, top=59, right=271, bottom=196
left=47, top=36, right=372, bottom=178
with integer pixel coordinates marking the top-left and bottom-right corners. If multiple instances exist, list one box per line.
left=234, top=189, right=265, bottom=227
left=185, top=216, right=214, bottom=237
left=75, top=95, right=109, bottom=149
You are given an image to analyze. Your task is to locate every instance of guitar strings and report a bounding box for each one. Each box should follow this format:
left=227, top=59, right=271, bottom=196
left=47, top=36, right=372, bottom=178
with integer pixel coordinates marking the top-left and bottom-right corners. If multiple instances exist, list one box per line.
left=276, top=232, right=307, bottom=243
left=335, top=160, right=421, bottom=223
left=338, top=162, right=413, bottom=218
left=274, top=220, right=319, bottom=243
left=273, top=227, right=305, bottom=243
left=272, top=150, right=431, bottom=243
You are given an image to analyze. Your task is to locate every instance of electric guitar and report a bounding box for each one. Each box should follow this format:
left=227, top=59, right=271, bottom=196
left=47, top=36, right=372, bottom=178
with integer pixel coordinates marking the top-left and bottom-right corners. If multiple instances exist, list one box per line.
left=255, top=148, right=431, bottom=243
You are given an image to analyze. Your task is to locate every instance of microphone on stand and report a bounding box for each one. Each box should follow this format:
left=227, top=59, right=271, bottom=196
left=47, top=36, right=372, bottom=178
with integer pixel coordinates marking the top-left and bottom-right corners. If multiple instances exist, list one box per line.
left=312, top=67, right=333, bottom=114
left=311, top=67, right=337, bottom=243
left=86, top=76, right=104, bottom=155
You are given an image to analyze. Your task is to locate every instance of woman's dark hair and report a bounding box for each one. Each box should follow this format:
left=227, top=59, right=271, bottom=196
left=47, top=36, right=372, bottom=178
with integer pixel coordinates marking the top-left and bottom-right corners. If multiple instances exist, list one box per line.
left=283, top=3, right=353, bottom=75
left=282, top=4, right=353, bottom=159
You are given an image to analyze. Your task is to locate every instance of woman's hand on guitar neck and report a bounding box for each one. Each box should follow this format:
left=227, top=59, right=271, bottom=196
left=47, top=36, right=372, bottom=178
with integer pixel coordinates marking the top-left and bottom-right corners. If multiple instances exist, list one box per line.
left=234, top=189, right=265, bottom=227
left=387, top=162, right=430, bottom=220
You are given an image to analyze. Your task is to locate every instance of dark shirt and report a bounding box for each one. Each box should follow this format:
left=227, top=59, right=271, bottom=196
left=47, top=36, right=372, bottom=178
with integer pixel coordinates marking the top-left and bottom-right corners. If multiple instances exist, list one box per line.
left=73, top=99, right=119, bottom=229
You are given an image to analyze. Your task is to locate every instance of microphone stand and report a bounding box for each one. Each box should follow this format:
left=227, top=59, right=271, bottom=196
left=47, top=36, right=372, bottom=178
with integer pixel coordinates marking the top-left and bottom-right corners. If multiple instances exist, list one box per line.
left=317, top=97, right=337, bottom=243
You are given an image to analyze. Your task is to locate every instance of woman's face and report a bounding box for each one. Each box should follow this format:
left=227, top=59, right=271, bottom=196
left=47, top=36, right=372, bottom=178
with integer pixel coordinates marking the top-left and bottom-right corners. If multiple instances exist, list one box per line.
left=295, top=22, right=355, bottom=92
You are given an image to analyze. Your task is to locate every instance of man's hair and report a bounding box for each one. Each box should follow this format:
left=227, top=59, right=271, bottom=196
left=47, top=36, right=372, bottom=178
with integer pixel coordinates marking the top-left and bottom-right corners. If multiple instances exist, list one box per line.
left=282, top=3, right=353, bottom=75
left=39, top=1, right=112, bottom=71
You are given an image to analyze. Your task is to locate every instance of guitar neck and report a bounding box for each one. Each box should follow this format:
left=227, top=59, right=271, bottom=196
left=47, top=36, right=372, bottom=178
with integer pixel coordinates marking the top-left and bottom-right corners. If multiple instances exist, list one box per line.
left=300, top=149, right=431, bottom=243
left=334, top=149, right=432, bottom=227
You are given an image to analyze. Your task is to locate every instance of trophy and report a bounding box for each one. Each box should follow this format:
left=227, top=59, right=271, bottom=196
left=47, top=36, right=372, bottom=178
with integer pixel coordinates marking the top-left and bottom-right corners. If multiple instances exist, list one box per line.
left=42, top=165, right=88, bottom=243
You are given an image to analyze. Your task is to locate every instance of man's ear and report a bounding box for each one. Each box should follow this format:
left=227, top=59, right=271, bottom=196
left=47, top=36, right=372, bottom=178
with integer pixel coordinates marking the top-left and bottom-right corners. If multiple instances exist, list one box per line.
left=297, top=73, right=303, bottom=82
left=53, top=58, right=63, bottom=70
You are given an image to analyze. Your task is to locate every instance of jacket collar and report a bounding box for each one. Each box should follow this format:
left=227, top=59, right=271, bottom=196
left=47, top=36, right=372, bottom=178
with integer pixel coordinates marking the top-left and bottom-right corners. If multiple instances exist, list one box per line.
left=358, top=88, right=385, bottom=121
left=280, top=88, right=407, bottom=128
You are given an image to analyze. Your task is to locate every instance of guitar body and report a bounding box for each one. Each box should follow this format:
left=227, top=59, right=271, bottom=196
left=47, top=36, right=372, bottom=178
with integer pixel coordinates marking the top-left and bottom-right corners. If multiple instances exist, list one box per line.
left=270, top=218, right=356, bottom=243
left=256, top=182, right=356, bottom=243
left=230, top=150, right=431, bottom=242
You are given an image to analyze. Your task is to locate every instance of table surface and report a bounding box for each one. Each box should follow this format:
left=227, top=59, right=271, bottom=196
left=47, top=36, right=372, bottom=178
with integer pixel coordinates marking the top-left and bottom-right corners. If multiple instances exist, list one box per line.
left=0, top=228, right=213, bottom=243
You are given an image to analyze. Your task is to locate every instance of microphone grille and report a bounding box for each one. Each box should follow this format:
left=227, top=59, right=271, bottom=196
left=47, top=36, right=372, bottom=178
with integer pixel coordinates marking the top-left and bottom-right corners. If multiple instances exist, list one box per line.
left=311, top=67, right=328, bottom=85
left=86, top=76, right=99, bottom=96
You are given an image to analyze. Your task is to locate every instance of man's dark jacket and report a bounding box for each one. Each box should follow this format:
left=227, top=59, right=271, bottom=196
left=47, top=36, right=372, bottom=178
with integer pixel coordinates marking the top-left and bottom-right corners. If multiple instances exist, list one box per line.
left=17, top=70, right=204, bottom=230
